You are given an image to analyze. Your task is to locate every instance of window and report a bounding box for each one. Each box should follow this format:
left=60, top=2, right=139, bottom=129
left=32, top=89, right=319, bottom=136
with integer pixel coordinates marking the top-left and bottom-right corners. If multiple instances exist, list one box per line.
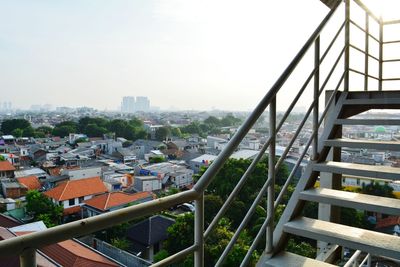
left=356, top=179, right=360, bottom=186
left=69, top=199, right=75, bottom=206
left=79, top=197, right=84, bottom=203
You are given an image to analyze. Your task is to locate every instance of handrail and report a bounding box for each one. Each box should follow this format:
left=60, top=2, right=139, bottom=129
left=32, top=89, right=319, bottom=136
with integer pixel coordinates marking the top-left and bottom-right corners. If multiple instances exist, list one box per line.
left=193, top=0, right=341, bottom=193
left=0, top=190, right=198, bottom=255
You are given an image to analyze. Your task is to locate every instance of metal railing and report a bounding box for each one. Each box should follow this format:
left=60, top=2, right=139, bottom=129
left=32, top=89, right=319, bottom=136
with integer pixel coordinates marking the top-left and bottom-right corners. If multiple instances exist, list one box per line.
left=344, top=250, right=371, bottom=267
left=1, top=0, right=399, bottom=266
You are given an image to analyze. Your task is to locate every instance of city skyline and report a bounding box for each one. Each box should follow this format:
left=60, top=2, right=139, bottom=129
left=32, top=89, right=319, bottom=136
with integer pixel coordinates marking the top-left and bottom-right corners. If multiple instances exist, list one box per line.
left=0, top=1, right=329, bottom=111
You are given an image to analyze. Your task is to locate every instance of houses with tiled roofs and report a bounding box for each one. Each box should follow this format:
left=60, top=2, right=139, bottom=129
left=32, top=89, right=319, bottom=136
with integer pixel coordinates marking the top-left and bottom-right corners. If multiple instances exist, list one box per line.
left=0, top=160, right=15, bottom=178
left=44, top=176, right=108, bottom=216
left=16, top=176, right=41, bottom=191
left=83, top=191, right=155, bottom=217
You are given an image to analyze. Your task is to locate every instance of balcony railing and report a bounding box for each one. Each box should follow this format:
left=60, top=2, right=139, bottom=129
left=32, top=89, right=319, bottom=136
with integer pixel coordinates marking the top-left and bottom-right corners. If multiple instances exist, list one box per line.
left=1, top=0, right=399, bottom=266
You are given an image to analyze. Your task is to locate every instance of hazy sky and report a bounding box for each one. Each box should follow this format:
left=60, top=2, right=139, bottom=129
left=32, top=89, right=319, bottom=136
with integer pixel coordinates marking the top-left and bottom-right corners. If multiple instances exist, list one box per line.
left=0, top=1, right=342, bottom=111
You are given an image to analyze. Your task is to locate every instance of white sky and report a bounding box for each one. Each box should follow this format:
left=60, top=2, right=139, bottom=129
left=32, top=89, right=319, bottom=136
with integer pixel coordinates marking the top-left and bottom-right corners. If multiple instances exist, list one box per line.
left=1, top=1, right=397, bottom=111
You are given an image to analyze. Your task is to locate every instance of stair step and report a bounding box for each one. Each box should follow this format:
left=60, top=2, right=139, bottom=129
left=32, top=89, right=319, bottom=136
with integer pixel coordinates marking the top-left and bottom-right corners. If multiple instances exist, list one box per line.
left=324, top=138, right=400, bottom=150
left=264, top=251, right=336, bottom=267
left=300, top=188, right=400, bottom=216
left=344, top=98, right=400, bottom=105
left=335, top=119, right=400, bottom=125
left=284, top=217, right=400, bottom=260
left=313, top=161, right=400, bottom=180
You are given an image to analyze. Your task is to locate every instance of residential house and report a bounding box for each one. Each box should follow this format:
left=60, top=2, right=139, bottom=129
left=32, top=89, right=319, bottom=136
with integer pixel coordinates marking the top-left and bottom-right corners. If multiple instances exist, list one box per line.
left=61, top=166, right=102, bottom=180
left=131, top=139, right=164, bottom=160
left=44, top=177, right=108, bottom=216
left=1, top=180, right=27, bottom=198
left=127, top=215, right=174, bottom=262
left=139, top=162, right=194, bottom=189
left=189, top=154, right=217, bottom=173
left=112, top=148, right=137, bottom=164
left=134, top=176, right=162, bottom=192
left=0, top=161, right=15, bottom=178
left=14, top=168, right=47, bottom=180
left=83, top=191, right=154, bottom=217
left=16, top=176, right=41, bottom=191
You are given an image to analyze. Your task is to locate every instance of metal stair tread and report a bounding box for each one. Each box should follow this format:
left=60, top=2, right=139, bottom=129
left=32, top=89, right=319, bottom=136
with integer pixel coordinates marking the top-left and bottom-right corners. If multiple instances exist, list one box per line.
left=335, top=119, right=400, bottom=125
left=263, top=251, right=336, bottom=267
left=284, top=217, right=400, bottom=260
left=313, top=161, right=400, bottom=180
left=300, top=188, right=400, bottom=216
left=324, top=138, right=400, bottom=150
left=344, top=98, right=400, bottom=105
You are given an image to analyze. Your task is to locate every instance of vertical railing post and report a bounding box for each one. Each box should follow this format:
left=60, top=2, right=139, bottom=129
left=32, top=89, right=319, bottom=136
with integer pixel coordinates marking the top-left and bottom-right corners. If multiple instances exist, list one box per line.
left=20, top=248, right=36, bottom=267
left=367, top=254, right=372, bottom=267
left=379, top=16, right=384, bottom=91
left=313, top=36, right=320, bottom=160
left=344, top=0, right=350, bottom=91
left=266, top=97, right=276, bottom=253
left=364, top=12, right=369, bottom=91
left=194, top=193, right=204, bottom=267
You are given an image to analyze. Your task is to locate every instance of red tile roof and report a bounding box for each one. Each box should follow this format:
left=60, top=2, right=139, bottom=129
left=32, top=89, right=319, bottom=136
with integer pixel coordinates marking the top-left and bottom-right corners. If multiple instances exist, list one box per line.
left=63, top=205, right=82, bottom=216
left=44, top=177, right=107, bottom=201
left=0, top=161, right=15, bottom=172
left=0, top=228, right=58, bottom=267
left=84, top=191, right=154, bottom=211
left=16, top=176, right=41, bottom=190
left=376, top=216, right=400, bottom=229
left=40, top=240, right=119, bottom=267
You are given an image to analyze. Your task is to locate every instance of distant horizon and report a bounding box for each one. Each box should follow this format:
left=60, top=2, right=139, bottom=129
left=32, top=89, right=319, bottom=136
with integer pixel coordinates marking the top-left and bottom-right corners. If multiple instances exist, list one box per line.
left=0, top=1, right=329, bottom=111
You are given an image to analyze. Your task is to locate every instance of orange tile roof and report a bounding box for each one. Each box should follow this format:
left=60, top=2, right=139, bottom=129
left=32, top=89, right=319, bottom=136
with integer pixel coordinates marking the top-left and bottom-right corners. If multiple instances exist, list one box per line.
left=376, top=216, right=400, bottom=229
left=44, top=177, right=107, bottom=201
left=13, top=231, right=118, bottom=267
left=16, top=176, right=41, bottom=190
left=0, top=161, right=15, bottom=171
left=84, top=191, right=154, bottom=211
left=63, top=205, right=82, bottom=215
left=40, top=240, right=119, bottom=267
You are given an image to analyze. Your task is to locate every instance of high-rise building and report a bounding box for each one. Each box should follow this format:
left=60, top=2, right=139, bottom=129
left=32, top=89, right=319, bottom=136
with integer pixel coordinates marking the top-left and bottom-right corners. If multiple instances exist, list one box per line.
left=121, top=96, right=150, bottom=113
left=121, top=96, right=135, bottom=113
left=136, top=96, right=150, bottom=112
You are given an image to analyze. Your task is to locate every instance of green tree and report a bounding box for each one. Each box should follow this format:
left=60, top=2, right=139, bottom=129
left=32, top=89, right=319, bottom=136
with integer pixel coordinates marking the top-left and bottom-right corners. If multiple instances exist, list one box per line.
left=22, top=126, right=35, bottom=137
left=11, top=128, right=23, bottom=138
left=286, top=238, right=316, bottom=258
left=85, top=123, right=108, bottom=137
left=1, top=119, right=31, bottom=134
left=0, top=155, right=5, bottom=161
left=25, top=190, right=63, bottom=227
left=149, top=156, right=165, bottom=163
left=155, top=127, right=171, bottom=141
left=204, top=116, right=221, bottom=127
left=170, top=127, right=182, bottom=138
left=158, top=213, right=257, bottom=266
left=52, top=125, right=76, bottom=137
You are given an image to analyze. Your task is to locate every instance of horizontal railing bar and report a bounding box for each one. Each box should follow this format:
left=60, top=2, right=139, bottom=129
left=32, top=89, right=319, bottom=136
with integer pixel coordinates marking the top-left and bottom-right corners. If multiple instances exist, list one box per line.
left=344, top=250, right=362, bottom=267
left=0, top=190, right=199, bottom=257
left=383, top=40, right=400, bottom=45
left=383, top=58, right=400, bottom=63
left=349, top=68, right=380, bottom=80
left=383, top=19, right=400, bottom=25
left=193, top=0, right=341, bottom=193
left=383, top=77, right=400, bottom=81
left=349, top=44, right=379, bottom=61
left=350, top=19, right=380, bottom=42
left=353, top=0, right=380, bottom=23
left=241, top=72, right=345, bottom=267
left=151, top=244, right=198, bottom=267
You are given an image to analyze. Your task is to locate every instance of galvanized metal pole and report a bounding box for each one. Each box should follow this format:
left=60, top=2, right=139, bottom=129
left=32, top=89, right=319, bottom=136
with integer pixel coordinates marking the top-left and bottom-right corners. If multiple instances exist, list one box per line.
left=367, top=254, right=372, bottom=267
left=313, top=36, right=320, bottom=160
left=266, top=97, right=276, bottom=253
left=20, top=248, right=36, bottom=267
left=344, top=0, right=350, bottom=91
left=194, top=193, right=204, bottom=267
left=364, top=12, right=369, bottom=91
left=379, top=16, right=383, bottom=91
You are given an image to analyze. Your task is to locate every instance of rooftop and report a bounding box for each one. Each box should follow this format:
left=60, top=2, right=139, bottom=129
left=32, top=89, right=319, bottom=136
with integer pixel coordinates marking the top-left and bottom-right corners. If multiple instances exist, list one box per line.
left=0, top=161, right=15, bottom=172
left=84, top=191, right=154, bottom=211
left=44, top=177, right=107, bottom=201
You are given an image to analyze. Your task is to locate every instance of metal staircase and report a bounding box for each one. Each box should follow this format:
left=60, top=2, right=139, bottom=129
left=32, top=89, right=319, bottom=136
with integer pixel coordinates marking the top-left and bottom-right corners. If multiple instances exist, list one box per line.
left=0, top=0, right=399, bottom=266
left=262, top=91, right=400, bottom=266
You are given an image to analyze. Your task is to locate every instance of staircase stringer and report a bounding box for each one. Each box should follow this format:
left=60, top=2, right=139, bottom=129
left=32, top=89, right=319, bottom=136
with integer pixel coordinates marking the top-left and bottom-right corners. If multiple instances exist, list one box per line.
left=269, top=91, right=348, bottom=257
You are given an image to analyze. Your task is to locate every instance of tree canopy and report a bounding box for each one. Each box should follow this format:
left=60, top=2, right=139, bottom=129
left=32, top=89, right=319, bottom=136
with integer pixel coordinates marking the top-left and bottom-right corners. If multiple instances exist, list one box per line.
left=25, top=190, right=63, bottom=227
